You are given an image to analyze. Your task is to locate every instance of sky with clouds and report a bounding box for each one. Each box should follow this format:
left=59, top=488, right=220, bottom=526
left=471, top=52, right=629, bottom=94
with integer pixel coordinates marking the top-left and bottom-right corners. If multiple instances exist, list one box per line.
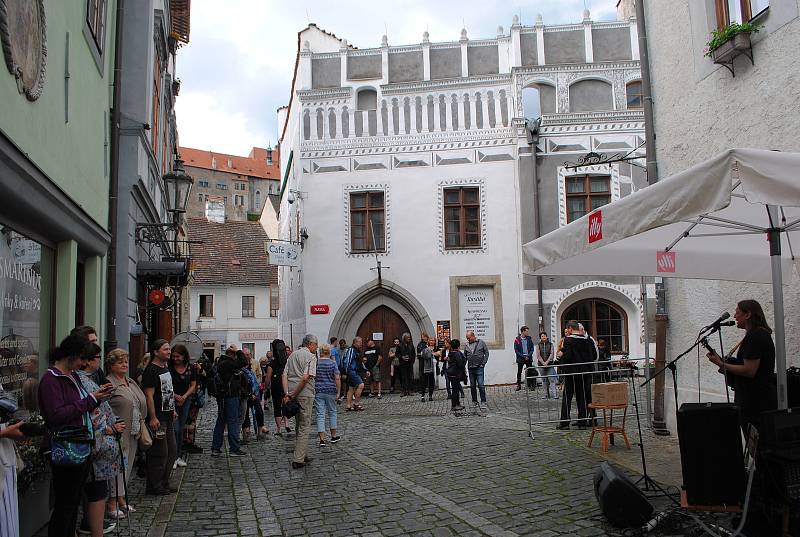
left=175, top=0, right=620, bottom=156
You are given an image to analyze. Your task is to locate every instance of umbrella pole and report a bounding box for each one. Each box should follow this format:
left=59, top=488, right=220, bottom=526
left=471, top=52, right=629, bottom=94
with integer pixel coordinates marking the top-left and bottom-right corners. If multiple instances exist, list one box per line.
left=769, top=238, right=789, bottom=410
left=767, top=206, right=788, bottom=410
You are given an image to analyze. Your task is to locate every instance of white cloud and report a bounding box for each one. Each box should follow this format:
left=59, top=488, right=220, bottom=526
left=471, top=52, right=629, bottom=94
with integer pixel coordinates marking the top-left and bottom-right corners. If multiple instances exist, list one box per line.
left=175, top=91, right=269, bottom=155
left=176, top=0, right=623, bottom=153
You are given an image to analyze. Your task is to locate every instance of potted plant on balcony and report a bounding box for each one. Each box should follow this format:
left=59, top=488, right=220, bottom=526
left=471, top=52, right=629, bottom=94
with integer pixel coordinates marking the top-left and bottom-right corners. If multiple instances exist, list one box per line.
left=704, top=21, right=762, bottom=63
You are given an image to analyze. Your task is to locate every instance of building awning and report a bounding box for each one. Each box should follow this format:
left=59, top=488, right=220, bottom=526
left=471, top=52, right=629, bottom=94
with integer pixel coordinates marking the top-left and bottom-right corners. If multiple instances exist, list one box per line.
left=137, top=261, right=186, bottom=276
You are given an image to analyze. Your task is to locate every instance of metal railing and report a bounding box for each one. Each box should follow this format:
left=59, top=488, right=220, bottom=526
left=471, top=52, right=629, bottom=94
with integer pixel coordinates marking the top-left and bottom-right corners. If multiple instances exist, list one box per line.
left=524, top=359, right=653, bottom=438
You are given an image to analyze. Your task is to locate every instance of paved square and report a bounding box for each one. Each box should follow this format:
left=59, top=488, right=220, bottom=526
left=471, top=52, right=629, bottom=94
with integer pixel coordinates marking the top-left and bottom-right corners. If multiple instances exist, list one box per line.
left=119, top=387, right=682, bottom=537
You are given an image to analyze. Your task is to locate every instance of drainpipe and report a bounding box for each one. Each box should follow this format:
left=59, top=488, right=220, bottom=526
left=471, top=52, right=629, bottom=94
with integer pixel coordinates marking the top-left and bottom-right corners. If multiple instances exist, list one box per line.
left=636, top=0, right=658, bottom=185
left=105, top=0, right=125, bottom=356
left=526, top=119, right=545, bottom=333
left=636, top=0, right=669, bottom=434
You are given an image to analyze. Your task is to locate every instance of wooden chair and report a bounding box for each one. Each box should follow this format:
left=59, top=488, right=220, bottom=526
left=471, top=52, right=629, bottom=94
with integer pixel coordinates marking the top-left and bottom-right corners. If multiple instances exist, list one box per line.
left=587, top=402, right=632, bottom=453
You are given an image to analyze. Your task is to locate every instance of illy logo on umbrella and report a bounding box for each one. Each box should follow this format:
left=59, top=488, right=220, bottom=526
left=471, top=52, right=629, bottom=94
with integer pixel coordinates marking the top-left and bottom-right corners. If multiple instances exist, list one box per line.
left=588, top=211, right=603, bottom=243
left=657, top=251, right=676, bottom=273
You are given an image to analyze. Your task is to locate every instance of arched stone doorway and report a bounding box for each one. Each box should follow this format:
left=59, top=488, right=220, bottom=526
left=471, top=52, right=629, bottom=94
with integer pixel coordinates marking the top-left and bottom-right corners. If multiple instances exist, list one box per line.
left=356, top=305, right=410, bottom=384
left=328, top=279, right=434, bottom=381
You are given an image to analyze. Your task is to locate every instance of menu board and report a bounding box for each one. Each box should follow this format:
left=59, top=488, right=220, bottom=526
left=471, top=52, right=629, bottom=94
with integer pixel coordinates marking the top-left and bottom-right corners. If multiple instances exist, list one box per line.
left=458, top=287, right=495, bottom=342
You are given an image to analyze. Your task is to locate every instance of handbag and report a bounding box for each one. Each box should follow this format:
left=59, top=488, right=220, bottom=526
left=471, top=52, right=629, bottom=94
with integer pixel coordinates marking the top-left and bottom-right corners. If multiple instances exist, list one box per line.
left=50, top=421, right=93, bottom=466
left=282, top=399, right=300, bottom=419
left=138, top=418, right=152, bottom=450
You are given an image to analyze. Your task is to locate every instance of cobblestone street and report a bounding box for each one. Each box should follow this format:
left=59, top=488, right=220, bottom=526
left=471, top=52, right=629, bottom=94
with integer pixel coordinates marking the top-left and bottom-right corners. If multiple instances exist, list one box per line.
left=116, top=386, right=682, bottom=537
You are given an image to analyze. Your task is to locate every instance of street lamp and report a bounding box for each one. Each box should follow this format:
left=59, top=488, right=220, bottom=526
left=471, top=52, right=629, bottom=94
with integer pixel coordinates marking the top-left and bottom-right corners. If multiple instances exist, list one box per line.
left=163, top=157, right=194, bottom=214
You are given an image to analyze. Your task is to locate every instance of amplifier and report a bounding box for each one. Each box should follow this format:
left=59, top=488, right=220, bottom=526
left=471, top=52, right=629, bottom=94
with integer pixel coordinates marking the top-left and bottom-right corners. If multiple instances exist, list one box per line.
left=677, top=402, right=746, bottom=506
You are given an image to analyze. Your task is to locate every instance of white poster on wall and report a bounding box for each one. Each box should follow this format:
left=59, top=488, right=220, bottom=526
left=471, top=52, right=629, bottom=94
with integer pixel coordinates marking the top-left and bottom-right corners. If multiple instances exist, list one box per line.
left=458, top=287, right=495, bottom=342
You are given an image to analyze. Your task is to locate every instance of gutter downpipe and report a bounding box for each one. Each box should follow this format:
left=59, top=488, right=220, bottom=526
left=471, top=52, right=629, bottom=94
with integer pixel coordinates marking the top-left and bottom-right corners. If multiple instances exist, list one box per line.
left=529, top=120, right=545, bottom=333
left=636, top=0, right=670, bottom=435
left=105, top=0, right=125, bottom=357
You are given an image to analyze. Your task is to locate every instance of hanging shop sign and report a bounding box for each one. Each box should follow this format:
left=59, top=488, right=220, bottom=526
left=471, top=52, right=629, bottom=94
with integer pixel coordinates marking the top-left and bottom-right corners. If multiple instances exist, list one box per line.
left=267, top=242, right=300, bottom=267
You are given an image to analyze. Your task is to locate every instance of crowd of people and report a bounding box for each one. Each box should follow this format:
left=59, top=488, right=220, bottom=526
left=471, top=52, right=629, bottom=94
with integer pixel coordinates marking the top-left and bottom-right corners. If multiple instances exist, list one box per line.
left=0, top=297, right=783, bottom=535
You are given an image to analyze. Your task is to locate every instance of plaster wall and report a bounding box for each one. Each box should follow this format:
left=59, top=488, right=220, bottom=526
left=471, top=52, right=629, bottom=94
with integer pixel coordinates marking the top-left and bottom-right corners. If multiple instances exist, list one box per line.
left=388, top=51, right=424, bottom=83
left=520, top=33, right=538, bottom=66
left=348, top=54, right=382, bottom=80
left=190, top=284, right=279, bottom=360
left=542, top=31, right=585, bottom=64
left=293, top=158, right=524, bottom=385
left=311, top=57, right=342, bottom=89
left=430, top=48, right=462, bottom=80
left=0, top=1, right=117, bottom=228
left=592, top=27, right=632, bottom=62
left=645, top=0, right=800, bottom=432
left=467, top=45, right=500, bottom=76
left=568, top=79, right=614, bottom=112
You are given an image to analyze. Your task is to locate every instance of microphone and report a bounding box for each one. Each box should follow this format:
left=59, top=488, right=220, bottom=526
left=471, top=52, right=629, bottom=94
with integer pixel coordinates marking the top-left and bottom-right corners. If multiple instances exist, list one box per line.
left=718, top=320, right=736, bottom=327
left=702, top=312, right=730, bottom=332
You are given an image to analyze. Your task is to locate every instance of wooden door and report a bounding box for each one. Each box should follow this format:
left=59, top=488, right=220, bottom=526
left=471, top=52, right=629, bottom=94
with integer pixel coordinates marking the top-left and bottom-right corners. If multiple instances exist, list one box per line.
left=356, top=305, right=410, bottom=382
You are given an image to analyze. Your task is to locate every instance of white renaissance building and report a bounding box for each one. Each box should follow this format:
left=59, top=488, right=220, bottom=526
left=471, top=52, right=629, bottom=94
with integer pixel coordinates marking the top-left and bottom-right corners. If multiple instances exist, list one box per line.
left=270, top=5, right=649, bottom=385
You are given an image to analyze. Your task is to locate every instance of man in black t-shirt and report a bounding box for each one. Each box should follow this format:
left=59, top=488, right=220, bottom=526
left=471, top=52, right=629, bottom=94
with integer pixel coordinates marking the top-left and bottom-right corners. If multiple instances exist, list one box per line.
left=141, top=339, right=177, bottom=495
left=363, top=338, right=384, bottom=398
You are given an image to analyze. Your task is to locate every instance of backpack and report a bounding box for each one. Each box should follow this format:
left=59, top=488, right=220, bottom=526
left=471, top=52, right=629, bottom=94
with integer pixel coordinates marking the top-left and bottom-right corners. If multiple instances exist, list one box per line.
left=340, top=347, right=356, bottom=377
left=206, top=363, right=226, bottom=398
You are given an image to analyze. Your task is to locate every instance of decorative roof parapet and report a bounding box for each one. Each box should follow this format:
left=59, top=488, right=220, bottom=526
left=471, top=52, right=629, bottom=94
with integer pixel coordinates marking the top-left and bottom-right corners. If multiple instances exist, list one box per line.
left=380, top=73, right=512, bottom=95
left=297, top=87, right=352, bottom=102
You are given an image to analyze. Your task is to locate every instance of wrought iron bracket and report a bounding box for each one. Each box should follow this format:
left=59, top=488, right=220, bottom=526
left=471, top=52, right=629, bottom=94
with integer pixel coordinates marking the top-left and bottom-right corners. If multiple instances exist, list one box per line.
left=563, top=140, right=647, bottom=171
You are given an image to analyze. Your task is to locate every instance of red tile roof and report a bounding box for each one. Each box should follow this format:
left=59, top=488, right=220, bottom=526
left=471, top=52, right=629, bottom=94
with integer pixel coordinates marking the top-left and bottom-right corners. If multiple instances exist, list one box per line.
left=189, top=218, right=278, bottom=287
left=179, top=146, right=279, bottom=180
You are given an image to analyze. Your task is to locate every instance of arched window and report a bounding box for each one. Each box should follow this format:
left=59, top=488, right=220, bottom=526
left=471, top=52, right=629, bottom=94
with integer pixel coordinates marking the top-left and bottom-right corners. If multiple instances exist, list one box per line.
left=626, top=81, right=643, bottom=109
left=255, top=190, right=261, bottom=209
left=568, top=79, right=613, bottom=112
left=356, top=88, right=378, bottom=111
left=522, top=83, right=556, bottom=119
left=562, top=298, right=628, bottom=354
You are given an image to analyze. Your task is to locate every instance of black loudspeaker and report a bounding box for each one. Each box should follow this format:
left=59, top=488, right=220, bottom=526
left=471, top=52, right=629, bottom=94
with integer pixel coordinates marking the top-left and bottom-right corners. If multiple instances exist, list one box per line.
left=593, top=462, right=654, bottom=527
left=677, top=402, right=745, bottom=506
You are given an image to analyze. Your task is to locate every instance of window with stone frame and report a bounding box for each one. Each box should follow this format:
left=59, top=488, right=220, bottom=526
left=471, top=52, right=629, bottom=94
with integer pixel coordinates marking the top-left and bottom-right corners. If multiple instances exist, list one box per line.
left=626, top=81, right=643, bottom=109
left=241, top=296, right=255, bottom=318
left=269, top=286, right=279, bottom=318
left=714, top=0, right=769, bottom=28
left=349, top=191, right=385, bottom=252
left=443, top=187, right=481, bottom=249
left=565, top=175, right=611, bottom=223
left=199, top=295, right=214, bottom=317
left=86, top=0, right=107, bottom=52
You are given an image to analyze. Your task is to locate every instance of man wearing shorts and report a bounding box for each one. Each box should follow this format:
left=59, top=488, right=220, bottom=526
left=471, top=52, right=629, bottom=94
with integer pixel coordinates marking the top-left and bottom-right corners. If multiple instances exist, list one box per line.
left=344, top=337, right=365, bottom=411
left=363, top=338, right=384, bottom=399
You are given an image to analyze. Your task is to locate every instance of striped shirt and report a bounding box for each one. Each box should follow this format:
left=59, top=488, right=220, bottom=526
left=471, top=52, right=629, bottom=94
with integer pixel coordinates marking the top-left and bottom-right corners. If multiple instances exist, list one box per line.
left=315, top=358, right=339, bottom=395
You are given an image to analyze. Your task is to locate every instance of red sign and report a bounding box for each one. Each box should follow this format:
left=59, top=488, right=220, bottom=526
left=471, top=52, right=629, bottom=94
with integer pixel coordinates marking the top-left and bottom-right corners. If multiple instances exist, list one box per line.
left=310, top=304, right=330, bottom=315
left=656, top=251, right=676, bottom=273
left=148, top=289, right=166, bottom=305
left=588, top=211, right=603, bottom=243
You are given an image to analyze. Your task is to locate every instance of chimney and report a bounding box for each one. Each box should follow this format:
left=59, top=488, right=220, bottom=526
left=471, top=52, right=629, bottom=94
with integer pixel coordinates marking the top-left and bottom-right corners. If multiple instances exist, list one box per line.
left=616, top=0, right=636, bottom=20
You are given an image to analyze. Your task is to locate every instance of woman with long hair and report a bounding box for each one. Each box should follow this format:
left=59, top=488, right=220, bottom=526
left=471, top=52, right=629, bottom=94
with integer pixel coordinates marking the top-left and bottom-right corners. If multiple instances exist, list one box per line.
left=169, top=344, right=196, bottom=468
left=706, top=299, right=778, bottom=432
left=266, top=340, right=291, bottom=435
left=38, top=337, right=113, bottom=537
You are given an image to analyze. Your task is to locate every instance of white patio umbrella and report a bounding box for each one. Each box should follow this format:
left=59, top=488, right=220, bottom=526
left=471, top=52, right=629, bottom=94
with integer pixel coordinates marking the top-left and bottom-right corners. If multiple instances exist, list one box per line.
left=522, top=148, right=800, bottom=409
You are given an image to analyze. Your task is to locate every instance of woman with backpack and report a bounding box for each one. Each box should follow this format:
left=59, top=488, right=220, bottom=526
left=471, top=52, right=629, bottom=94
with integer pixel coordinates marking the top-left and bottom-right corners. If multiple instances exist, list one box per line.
left=446, top=339, right=467, bottom=411
left=266, top=340, right=291, bottom=436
